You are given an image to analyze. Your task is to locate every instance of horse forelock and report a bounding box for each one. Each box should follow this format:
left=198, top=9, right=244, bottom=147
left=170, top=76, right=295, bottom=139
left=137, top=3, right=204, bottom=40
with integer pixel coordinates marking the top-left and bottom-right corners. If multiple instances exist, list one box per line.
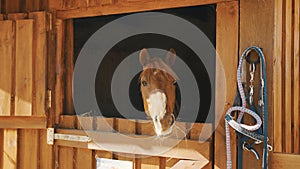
left=141, top=57, right=179, bottom=81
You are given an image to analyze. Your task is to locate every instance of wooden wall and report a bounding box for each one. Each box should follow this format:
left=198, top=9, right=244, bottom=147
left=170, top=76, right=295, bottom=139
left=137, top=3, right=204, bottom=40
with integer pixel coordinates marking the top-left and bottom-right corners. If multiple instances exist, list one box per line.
left=0, top=0, right=299, bottom=168
left=0, top=11, right=50, bottom=169
left=271, top=0, right=300, bottom=168
left=0, top=0, right=48, bottom=13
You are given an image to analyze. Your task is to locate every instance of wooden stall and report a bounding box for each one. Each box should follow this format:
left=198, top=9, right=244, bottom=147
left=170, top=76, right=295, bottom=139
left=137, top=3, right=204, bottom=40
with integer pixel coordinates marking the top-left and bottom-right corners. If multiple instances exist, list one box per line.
left=0, top=0, right=299, bottom=169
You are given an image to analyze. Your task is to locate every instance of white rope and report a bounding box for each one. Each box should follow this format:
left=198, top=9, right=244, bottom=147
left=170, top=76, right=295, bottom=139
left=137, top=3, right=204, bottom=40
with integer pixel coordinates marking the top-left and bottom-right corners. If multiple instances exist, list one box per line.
left=225, top=53, right=263, bottom=169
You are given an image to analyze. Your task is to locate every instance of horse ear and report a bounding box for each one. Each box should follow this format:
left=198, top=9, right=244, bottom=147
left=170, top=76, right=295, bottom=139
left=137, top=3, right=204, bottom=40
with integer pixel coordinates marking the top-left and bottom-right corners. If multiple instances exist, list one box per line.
left=165, top=48, right=176, bottom=66
left=139, top=48, right=150, bottom=67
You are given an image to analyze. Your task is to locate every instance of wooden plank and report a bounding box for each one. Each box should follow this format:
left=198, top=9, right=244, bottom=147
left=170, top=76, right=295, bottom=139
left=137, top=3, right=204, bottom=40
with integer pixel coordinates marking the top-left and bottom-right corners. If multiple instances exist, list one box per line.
left=141, top=156, right=159, bottom=169
left=56, top=0, right=234, bottom=19
left=3, top=129, right=18, bottom=169
left=75, top=117, right=93, bottom=169
left=115, top=118, right=136, bottom=166
left=48, top=0, right=64, bottom=10
left=170, top=160, right=209, bottom=169
left=77, top=116, right=94, bottom=130
left=28, top=12, right=47, bottom=116
left=59, top=115, right=76, bottom=129
left=189, top=123, right=211, bottom=162
left=88, top=0, right=113, bottom=6
left=95, top=117, right=114, bottom=161
left=15, top=19, right=34, bottom=116
left=189, top=123, right=212, bottom=142
left=0, top=20, right=13, bottom=116
left=271, top=153, right=300, bottom=168
left=7, top=13, right=28, bottom=20
left=136, top=119, right=155, bottom=136
left=116, top=118, right=135, bottom=134
left=4, top=0, right=20, bottom=13
left=18, top=129, right=39, bottom=169
left=284, top=0, right=293, bottom=153
left=273, top=0, right=283, bottom=153
left=39, top=129, right=54, bottom=169
left=215, top=2, right=239, bottom=169
left=64, top=19, right=74, bottom=115
left=58, top=115, right=75, bottom=169
left=46, top=12, right=56, bottom=127
left=0, top=129, right=3, bottom=168
left=25, top=0, right=41, bottom=12
left=58, top=146, right=74, bottom=169
left=95, top=117, right=115, bottom=132
left=75, top=148, right=93, bottom=169
left=0, top=116, right=47, bottom=129
left=293, top=0, right=300, bottom=154
left=55, top=129, right=211, bottom=161
left=54, top=19, right=65, bottom=124
left=239, top=0, right=275, bottom=168
left=166, top=158, right=180, bottom=169
left=0, top=14, right=3, bottom=20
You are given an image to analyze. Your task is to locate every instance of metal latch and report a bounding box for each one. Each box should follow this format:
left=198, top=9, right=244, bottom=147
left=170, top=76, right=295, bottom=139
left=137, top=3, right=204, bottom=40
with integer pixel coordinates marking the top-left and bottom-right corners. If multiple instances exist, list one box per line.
left=47, top=128, right=92, bottom=145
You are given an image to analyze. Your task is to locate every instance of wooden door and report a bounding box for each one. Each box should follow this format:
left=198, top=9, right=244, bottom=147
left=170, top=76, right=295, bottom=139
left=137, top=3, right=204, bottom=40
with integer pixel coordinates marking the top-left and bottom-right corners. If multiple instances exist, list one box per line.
left=0, top=11, right=50, bottom=169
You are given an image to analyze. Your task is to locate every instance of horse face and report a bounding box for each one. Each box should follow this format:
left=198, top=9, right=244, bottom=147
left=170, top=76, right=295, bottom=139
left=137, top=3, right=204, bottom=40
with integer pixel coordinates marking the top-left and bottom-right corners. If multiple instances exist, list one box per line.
left=139, top=48, right=177, bottom=136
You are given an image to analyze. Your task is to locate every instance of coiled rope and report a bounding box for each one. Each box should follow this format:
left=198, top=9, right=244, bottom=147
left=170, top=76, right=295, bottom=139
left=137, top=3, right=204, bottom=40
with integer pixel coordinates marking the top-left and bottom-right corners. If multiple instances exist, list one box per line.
left=225, top=46, right=270, bottom=169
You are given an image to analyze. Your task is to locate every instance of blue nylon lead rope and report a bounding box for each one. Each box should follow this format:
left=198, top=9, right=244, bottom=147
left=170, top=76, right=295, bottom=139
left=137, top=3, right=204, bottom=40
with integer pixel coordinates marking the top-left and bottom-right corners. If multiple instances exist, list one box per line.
left=225, top=46, right=271, bottom=169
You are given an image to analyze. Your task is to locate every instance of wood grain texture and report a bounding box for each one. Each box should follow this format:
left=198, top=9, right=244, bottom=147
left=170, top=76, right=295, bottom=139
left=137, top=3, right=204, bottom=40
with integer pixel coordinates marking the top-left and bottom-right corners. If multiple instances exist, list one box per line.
left=54, top=19, right=65, bottom=124
left=56, top=0, right=234, bottom=19
left=15, top=19, right=34, bottom=116
left=0, top=116, right=46, bottom=129
left=2, top=129, right=18, bottom=169
left=284, top=0, right=293, bottom=153
left=29, top=12, right=47, bottom=116
left=58, top=115, right=75, bottom=169
left=0, top=20, right=13, bottom=116
left=215, top=2, right=239, bottom=169
left=239, top=0, right=275, bottom=168
left=293, top=0, right=300, bottom=154
left=271, top=153, right=300, bottom=168
left=0, top=129, right=2, bottom=168
left=273, top=0, right=283, bottom=153
left=18, top=129, right=39, bottom=169
left=55, top=128, right=210, bottom=161
left=75, top=117, right=93, bottom=169
left=64, top=19, right=75, bottom=115
left=39, top=129, right=54, bottom=169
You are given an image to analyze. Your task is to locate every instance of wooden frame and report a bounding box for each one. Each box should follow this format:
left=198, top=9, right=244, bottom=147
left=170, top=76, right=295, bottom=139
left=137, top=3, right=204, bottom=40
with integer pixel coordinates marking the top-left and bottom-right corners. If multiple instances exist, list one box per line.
left=49, top=0, right=239, bottom=168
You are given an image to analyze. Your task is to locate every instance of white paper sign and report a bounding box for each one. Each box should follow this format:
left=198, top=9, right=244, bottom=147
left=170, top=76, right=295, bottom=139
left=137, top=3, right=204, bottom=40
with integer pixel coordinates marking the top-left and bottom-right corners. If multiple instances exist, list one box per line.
left=96, top=158, right=133, bottom=169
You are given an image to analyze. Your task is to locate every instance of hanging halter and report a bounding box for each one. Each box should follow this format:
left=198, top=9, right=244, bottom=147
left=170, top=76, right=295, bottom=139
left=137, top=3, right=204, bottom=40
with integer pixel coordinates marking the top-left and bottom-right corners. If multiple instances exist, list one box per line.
left=225, top=46, right=272, bottom=169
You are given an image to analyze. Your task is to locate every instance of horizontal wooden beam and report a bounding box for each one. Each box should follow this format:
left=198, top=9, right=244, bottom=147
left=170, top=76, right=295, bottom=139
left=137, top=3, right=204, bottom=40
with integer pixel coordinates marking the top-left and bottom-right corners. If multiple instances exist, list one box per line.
left=170, top=160, right=209, bottom=169
left=56, top=0, right=236, bottom=19
left=55, top=129, right=211, bottom=161
left=271, top=153, right=300, bottom=168
left=0, top=116, right=47, bottom=129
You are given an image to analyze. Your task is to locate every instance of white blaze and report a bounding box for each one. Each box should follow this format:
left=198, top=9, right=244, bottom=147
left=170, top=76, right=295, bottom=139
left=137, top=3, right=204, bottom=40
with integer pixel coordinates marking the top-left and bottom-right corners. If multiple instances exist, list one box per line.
left=146, top=90, right=167, bottom=135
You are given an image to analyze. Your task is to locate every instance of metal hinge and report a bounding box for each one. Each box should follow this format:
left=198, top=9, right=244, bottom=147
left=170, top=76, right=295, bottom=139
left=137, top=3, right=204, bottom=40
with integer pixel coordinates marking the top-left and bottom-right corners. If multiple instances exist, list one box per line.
left=47, top=128, right=92, bottom=145
left=46, top=89, right=52, bottom=110
left=47, top=12, right=52, bottom=31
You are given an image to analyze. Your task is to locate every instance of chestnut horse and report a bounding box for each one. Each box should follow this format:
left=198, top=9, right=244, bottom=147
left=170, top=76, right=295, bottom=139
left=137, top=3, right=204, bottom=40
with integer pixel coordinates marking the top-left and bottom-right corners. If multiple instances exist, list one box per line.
left=139, top=48, right=178, bottom=136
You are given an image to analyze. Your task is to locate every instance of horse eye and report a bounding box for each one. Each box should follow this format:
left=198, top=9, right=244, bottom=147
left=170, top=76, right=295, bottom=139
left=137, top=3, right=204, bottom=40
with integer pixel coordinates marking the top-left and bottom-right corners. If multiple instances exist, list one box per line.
left=173, top=81, right=177, bottom=85
left=142, top=81, right=148, bottom=86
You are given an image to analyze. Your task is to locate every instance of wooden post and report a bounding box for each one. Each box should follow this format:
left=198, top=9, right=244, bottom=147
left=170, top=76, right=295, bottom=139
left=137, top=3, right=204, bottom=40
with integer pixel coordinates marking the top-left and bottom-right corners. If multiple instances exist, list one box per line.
left=215, top=1, right=239, bottom=169
left=239, top=0, right=275, bottom=168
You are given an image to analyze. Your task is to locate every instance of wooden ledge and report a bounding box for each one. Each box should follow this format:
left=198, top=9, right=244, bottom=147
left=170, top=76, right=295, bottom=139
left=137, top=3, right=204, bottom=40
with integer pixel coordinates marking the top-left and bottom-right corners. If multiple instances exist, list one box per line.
left=55, top=129, right=211, bottom=161
left=56, top=0, right=235, bottom=19
left=0, top=116, right=47, bottom=129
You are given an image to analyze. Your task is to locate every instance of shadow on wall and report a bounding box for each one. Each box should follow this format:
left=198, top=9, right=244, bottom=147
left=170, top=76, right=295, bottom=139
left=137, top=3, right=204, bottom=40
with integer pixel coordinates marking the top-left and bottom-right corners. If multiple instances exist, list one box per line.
left=73, top=5, right=216, bottom=123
